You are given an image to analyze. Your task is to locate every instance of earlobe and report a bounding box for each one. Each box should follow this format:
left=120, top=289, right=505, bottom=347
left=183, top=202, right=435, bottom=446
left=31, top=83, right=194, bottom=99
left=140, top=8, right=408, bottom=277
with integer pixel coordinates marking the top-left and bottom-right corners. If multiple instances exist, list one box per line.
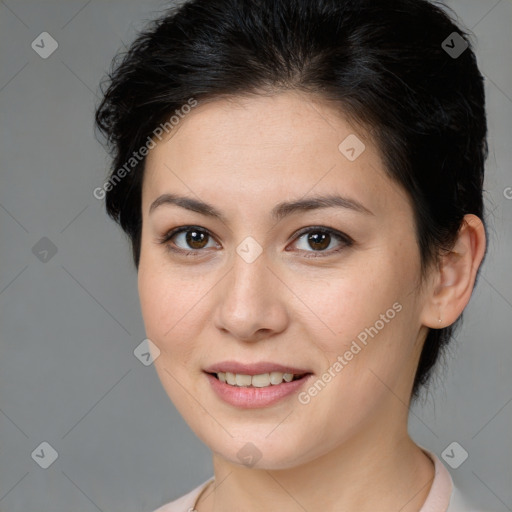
left=422, top=214, right=486, bottom=329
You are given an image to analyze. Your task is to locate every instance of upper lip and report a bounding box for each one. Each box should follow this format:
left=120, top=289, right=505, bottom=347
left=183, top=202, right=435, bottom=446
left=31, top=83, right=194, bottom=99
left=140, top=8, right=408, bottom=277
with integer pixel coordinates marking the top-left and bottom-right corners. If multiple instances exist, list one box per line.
left=203, top=361, right=311, bottom=375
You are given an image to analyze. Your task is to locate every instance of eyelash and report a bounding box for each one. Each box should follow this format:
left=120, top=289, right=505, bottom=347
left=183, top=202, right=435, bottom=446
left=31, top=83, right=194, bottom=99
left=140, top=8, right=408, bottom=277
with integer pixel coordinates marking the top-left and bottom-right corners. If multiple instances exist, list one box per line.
left=156, top=225, right=353, bottom=259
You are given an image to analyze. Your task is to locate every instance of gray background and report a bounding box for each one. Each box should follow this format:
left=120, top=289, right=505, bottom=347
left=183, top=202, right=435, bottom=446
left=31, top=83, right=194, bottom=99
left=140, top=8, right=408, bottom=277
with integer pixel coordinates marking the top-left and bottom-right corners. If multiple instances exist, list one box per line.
left=0, top=0, right=511, bottom=511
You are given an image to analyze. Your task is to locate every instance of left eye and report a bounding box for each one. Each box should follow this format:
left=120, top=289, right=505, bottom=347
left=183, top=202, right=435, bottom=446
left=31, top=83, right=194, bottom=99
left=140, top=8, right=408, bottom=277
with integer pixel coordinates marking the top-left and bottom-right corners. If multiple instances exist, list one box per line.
left=290, top=227, right=352, bottom=256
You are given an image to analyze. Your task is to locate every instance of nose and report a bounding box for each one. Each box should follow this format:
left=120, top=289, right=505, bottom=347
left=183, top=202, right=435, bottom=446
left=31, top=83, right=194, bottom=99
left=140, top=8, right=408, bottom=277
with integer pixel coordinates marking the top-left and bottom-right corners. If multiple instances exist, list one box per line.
left=213, top=250, right=289, bottom=342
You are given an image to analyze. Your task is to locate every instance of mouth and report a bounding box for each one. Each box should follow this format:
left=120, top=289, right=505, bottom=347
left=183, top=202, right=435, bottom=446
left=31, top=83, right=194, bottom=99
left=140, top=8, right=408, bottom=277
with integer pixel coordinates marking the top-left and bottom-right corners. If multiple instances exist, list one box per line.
left=203, top=362, right=313, bottom=408
left=208, top=371, right=308, bottom=387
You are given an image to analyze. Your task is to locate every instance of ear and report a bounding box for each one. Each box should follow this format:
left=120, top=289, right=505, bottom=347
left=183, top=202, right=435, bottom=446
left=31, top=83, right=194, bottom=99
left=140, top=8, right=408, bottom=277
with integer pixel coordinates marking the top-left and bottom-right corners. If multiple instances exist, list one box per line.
left=420, top=214, right=486, bottom=329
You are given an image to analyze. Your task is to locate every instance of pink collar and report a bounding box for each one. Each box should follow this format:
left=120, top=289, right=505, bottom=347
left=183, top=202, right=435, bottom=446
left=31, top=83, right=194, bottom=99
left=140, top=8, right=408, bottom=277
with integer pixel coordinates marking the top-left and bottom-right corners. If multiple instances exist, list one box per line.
left=419, top=448, right=453, bottom=512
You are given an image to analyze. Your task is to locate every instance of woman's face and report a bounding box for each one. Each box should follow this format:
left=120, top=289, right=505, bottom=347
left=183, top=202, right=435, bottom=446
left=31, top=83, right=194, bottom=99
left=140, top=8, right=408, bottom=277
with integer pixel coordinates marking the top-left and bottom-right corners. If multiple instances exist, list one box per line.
left=138, top=91, right=432, bottom=469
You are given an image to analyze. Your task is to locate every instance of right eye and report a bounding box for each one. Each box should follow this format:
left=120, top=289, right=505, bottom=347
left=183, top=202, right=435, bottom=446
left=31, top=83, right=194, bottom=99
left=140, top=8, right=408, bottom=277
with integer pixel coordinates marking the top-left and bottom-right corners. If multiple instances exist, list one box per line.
left=157, top=226, right=220, bottom=255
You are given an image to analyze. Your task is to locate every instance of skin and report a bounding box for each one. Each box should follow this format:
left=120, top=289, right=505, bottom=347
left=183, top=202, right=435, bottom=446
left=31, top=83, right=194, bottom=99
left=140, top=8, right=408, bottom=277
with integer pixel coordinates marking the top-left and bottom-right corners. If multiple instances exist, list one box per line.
left=138, top=91, right=486, bottom=512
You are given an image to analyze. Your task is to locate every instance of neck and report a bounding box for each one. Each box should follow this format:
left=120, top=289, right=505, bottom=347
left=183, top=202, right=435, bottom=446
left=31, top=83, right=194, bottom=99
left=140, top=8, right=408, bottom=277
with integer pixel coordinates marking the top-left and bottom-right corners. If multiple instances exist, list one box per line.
left=197, top=416, right=435, bottom=512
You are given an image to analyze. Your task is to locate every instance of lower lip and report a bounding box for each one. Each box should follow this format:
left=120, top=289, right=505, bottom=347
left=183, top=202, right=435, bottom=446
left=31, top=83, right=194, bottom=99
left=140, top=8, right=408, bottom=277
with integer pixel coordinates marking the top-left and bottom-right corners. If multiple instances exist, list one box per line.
left=205, top=373, right=312, bottom=409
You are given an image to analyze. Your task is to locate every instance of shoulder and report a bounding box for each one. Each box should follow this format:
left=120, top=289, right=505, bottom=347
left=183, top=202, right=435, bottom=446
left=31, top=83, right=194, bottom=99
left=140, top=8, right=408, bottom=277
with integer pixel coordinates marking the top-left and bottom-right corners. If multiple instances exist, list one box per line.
left=152, top=477, right=214, bottom=512
left=421, top=447, right=496, bottom=512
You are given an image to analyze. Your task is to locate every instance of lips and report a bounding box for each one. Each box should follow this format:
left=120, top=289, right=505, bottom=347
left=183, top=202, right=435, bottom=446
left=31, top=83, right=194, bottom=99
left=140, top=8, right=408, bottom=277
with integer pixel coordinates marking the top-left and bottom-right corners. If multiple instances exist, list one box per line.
left=203, top=361, right=311, bottom=375
left=203, top=361, right=313, bottom=408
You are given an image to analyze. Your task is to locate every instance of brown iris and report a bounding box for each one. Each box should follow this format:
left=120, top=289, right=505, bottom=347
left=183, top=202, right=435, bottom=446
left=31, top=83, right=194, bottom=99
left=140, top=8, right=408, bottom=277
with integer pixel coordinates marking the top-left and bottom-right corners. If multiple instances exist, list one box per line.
left=307, top=232, right=331, bottom=251
left=186, top=230, right=209, bottom=249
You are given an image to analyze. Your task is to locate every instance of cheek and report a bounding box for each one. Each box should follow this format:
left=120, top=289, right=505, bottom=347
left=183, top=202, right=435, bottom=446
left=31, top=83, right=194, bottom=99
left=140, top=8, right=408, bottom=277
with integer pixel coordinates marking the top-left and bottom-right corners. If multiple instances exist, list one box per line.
left=137, top=262, right=204, bottom=409
left=292, top=264, right=405, bottom=348
left=292, top=247, right=419, bottom=393
left=137, top=255, right=203, bottom=363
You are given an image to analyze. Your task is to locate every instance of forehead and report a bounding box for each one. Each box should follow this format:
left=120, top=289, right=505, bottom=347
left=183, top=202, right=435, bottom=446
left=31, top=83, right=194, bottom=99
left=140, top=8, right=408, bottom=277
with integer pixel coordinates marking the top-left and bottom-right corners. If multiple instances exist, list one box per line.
left=146, top=91, right=365, bottom=169
left=142, top=91, right=411, bottom=219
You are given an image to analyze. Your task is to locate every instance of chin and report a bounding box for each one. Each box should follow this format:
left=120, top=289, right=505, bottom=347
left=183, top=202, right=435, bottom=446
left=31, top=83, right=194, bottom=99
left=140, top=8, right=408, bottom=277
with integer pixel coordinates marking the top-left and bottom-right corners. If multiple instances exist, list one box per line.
left=199, top=427, right=322, bottom=470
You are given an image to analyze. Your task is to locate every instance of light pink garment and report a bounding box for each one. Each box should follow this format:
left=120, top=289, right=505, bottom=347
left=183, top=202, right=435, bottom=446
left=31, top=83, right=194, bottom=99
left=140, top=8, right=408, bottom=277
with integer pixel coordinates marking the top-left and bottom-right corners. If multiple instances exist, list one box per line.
left=153, top=450, right=483, bottom=512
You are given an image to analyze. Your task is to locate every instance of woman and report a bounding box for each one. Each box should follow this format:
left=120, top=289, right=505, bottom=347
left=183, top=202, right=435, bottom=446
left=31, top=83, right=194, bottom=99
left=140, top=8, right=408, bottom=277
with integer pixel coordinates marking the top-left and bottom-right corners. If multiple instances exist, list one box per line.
left=94, top=0, right=489, bottom=510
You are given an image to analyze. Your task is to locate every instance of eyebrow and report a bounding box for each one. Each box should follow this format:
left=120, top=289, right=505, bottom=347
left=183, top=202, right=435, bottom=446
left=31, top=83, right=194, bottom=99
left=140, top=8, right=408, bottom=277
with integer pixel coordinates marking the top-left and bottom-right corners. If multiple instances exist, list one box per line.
left=148, top=192, right=373, bottom=221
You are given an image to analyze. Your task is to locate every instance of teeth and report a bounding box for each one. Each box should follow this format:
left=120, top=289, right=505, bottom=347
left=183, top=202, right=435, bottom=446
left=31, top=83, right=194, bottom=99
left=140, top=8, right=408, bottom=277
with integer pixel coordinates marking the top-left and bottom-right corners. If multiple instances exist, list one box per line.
left=235, top=373, right=252, bottom=387
left=215, top=371, right=301, bottom=387
left=251, top=373, right=270, bottom=387
left=269, top=371, right=284, bottom=385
